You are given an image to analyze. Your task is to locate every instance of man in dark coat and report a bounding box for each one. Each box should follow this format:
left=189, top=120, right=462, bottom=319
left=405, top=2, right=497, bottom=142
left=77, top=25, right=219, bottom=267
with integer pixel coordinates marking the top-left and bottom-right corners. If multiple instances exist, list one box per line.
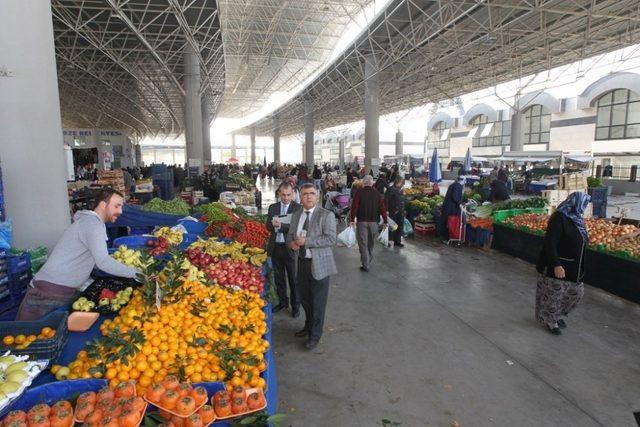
left=266, top=182, right=302, bottom=316
left=385, top=178, right=405, bottom=247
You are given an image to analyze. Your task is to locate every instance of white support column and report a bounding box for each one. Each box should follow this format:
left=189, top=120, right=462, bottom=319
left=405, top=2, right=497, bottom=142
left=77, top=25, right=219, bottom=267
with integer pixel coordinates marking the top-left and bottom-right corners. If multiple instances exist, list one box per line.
left=304, top=99, right=314, bottom=166
left=231, top=133, right=237, bottom=158
left=273, top=116, right=281, bottom=166
left=338, top=137, right=345, bottom=170
left=395, top=130, right=404, bottom=156
left=364, top=56, right=380, bottom=174
left=510, top=111, right=524, bottom=152
left=250, top=126, right=256, bottom=165
left=183, top=43, right=204, bottom=173
left=201, top=97, right=211, bottom=166
left=135, top=144, right=143, bottom=167
left=0, top=0, right=71, bottom=250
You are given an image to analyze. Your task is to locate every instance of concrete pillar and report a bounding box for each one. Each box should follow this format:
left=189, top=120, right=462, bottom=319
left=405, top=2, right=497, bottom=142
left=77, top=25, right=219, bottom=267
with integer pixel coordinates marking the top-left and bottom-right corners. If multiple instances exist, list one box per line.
left=304, top=100, right=314, bottom=166
left=135, top=144, right=143, bottom=167
left=250, top=126, right=256, bottom=165
left=338, top=137, right=345, bottom=170
left=0, top=0, right=70, bottom=250
left=395, top=131, right=403, bottom=156
left=231, top=133, right=237, bottom=158
left=183, top=43, right=204, bottom=173
left=201, top=98, right=211, bottom=166
left=273, top=116, right=281, bottom=166
left=510, top=111, right=524, bottom=152
left=364, top=56, right=380, bottom=174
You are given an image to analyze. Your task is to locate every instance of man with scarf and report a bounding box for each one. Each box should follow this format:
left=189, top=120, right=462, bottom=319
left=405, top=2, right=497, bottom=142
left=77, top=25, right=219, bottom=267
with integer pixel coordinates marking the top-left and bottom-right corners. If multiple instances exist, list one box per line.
left=535, top=192, right=591, bottom=335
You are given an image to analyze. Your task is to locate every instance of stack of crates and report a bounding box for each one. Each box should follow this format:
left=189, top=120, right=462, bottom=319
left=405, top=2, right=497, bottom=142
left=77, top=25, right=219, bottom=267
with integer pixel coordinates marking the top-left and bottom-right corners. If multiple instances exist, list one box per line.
left=558, top=172, right=588, bottom=191
left=0, top=252, right=32, bottom=317
left=151, top=164, right=175, bottom=201
left=588, top=187, right=608, bottom=218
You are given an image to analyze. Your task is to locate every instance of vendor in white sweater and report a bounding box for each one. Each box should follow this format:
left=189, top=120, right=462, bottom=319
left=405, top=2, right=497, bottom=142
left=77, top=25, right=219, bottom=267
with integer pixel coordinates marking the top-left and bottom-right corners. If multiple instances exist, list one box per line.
left=17, top=188, right=139, bottom=320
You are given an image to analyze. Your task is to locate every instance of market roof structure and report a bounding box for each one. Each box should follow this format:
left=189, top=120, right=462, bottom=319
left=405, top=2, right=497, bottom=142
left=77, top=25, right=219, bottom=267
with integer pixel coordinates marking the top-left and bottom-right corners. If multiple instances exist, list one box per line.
left=52, top=0, right=225, bottom=136
left=238, top=0, right=640, bottom=137
left=51, top=0, right=376, bottom=137
left=216, top=0, right=376, bottom=119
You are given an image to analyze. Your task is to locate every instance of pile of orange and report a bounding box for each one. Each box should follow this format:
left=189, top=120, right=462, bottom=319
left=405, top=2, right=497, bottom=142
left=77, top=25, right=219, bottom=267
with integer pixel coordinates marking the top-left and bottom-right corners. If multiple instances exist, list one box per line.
left=2, top=327, right=57, bottom=350
left=61, top=280, right=268, bottom=395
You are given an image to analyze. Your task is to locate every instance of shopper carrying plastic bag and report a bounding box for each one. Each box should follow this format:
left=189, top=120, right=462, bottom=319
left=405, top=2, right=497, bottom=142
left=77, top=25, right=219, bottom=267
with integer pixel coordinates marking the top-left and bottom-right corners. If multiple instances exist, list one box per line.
left=337, top=226, right=357, bottom=248
left=379, top=216, right=398, bottom=231
left=377, top=227, right=390, bottom=247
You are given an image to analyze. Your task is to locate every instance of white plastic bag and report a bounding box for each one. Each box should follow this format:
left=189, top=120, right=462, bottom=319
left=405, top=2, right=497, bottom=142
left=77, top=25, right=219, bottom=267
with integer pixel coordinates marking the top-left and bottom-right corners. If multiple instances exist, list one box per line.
left=377, top=227, right=390, bottom=247
left=379, top=216, right=398, bottom=231
left=337, top=226, right=356, bottom=248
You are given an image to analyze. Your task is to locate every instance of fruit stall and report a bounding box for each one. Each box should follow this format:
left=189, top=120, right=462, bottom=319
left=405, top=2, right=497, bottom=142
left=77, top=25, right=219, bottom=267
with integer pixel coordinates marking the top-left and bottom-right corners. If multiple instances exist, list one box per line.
left=0, top=207, right=282, bottom=426
left=491, top=211, right=640, bottom=304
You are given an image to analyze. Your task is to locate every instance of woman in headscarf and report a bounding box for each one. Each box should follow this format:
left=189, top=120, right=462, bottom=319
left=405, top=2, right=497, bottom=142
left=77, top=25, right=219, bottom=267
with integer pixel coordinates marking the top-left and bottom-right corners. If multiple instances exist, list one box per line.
left=535, top=192, right=590, bottom=335
left=440, top=176, right=465, bottom=240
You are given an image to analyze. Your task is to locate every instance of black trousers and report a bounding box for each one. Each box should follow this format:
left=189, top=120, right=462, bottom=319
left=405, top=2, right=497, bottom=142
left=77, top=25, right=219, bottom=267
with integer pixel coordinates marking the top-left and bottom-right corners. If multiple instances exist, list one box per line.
left=297, top=258, right=330, bottom=341
left=390, top=214, right=404, bottom=244
left=272, top=243, right=299, bottom=309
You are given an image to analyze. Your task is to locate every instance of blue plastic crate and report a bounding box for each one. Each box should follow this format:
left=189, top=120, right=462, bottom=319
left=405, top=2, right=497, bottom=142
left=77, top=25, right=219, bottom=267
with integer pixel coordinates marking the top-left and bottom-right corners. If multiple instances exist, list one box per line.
left=9, top=270, right=32, bottom=299
left=8, top=252, right=31, bottom=276
left=592, top=200, right=607, bottom=218
left=113, top=235, right=157, bottom=248
left=179, top=220, right=208, bottom=234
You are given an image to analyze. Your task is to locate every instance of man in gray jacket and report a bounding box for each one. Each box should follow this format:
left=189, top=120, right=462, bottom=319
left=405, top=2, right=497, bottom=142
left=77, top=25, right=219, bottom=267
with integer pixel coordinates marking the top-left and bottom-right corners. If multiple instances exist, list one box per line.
left=287, top=183, right=337, bottom=349
left=17, top=188, right=138, bottom=320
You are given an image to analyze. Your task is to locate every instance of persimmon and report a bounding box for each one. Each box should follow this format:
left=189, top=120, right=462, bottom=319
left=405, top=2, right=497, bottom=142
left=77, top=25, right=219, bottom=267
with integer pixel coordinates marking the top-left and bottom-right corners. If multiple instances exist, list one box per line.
left=4, top=421, right=27, bottom=427
left=175, top=396, right=196, bottom=416
left=85, top=409, right=104, bottom=425
left=169, top=416, right=185, bottom=427
left=198, top=405, right=215, bottom=424
left=230, top=397, right=248, bottom=414
left=118, top=408, right=139, bottom=427
left=161, top=375, right=180, bottom=391
left=26, top=414, right=49, bottom=427
left=50, top=401, right=72, bottom=416
left=115, top=381, right=136, bottom=398
left=212, top=390, right=228, bottom=405
left=129, top=396, right=146, bottom=413
left=96, top=398, right=113, bottom=412
left=176, top=382, right=193, bottom=398
left=97, top=387, right=115, bottom=401
left=73, top=401, right=94, bottom=421
left=247, top=392, right=264, bottom=410
left=145, top=383, right=165, bottom=403
left=184, top=413, right=203, bottom=427
left=50, top=408, right=73, bottom=427
left=4, top=410, right=27, bottom=423
left=77, top=392, right=97, bottom=406
left=160, top=389, right=180, bottom=410
left=190, top=386, right=207, bottom=406
left=213, top=398, right=231, bottom=417
left=230, top=386, right=245, bottom=401
left=98, top=417, right=119, bottom=427
left=28, top=404, right=51, bottom=418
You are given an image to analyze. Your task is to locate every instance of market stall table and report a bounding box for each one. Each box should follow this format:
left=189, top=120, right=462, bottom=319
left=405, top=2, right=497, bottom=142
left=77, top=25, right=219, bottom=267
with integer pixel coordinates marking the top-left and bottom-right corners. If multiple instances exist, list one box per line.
left=28, top=303, right=278, bottom=418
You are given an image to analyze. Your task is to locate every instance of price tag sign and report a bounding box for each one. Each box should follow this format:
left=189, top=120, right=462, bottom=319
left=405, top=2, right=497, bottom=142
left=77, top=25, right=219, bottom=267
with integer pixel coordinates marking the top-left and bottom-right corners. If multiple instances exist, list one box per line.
left=155, top=281, right=162, bottom=311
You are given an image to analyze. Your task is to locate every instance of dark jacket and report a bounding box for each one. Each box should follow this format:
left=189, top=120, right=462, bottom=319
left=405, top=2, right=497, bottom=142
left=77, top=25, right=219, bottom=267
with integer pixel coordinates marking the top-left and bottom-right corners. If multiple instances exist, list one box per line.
left=384, top=186, right=404, bottom=220
left=374, top=177, right=388, bottom=195
left=346, top=171, right=354, bottom=187
left=350, top=187, right=388, bottom=223
left=265, top=201, right=302, bottom=255
left=441, top=181, right=463, bottom=217
left=490, top=180, right=510, bottom=202
left=312, top=168, right=322, bottom=179
left=536, top=212, right=586, bottom=283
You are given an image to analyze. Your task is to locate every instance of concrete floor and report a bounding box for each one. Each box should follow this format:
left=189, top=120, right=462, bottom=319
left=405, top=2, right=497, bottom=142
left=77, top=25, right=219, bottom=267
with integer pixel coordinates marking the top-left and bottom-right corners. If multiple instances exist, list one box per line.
left=270, top=232, right=640, bottom=426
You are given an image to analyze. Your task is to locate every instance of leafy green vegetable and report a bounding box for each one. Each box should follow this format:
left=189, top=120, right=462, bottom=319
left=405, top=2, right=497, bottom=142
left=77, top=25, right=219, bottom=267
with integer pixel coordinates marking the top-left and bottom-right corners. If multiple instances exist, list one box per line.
left=142, top=198, right=190, bottom=215
left=195, top=202, right=230, bottom=223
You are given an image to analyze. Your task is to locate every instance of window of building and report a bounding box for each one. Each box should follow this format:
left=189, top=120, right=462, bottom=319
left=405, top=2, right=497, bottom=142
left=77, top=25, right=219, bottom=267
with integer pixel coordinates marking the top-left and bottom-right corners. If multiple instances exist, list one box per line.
left=470, top=115, right=511, bottom=147
left=595, top=89, right=640, bottom=140
left=427, top=121, right=451, bottom=149
left=523, top=105, right=551, bottom=145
